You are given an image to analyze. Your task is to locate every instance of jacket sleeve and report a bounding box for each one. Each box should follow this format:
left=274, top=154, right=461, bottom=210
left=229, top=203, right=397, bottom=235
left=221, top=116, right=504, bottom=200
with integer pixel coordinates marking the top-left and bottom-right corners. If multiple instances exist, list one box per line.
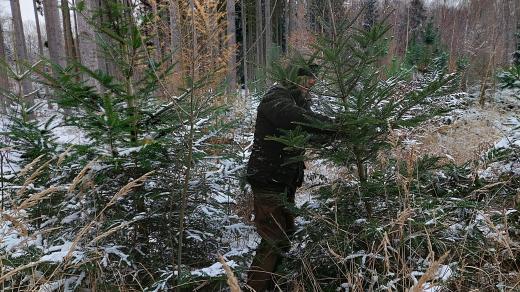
left=260, top=95, right=333, bottom=134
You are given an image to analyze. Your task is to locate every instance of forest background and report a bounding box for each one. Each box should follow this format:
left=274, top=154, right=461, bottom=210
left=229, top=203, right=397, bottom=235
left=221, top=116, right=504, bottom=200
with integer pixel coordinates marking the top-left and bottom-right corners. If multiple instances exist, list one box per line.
left=0, top=0, right=519, bottom=291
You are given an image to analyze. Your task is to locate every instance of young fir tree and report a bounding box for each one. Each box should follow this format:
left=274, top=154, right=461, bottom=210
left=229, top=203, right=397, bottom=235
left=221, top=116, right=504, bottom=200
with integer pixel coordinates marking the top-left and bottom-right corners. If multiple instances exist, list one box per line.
left=498, top=28, right=520, bottom=89
left=269, top=17, right=457, bottom=214
left=405, top=18, right=445, bottom=72
left=2, top=1, right=238, bottom=290
left=268, top=17, right=459, bottom=291
left=363, top=0, right=379, bottom=30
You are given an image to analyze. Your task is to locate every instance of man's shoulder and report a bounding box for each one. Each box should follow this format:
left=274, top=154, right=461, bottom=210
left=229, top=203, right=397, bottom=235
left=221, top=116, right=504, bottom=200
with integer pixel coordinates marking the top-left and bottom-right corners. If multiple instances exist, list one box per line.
left=261, top=84, right=293, bottom=103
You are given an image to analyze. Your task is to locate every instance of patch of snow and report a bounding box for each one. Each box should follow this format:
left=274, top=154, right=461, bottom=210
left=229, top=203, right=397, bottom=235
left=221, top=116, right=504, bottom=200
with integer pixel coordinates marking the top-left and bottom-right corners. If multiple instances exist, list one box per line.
left=61, top=212, right=81, bottom=224
left=191, top=260, right=238, bottom=277
left=101, top=245, right=131, bottom=267
left=436, top=264, right=453, bottom=282
left=40, top=241, right=84, bottom=264
left=118, top=146, right=144, bottom=156
left=211, top=191, right=236, bottom=204
left=354, top=218, right=368, bottom=224
left=224, top=247, right=250, bottom=257
left=425, top=218, right=437, bottom=226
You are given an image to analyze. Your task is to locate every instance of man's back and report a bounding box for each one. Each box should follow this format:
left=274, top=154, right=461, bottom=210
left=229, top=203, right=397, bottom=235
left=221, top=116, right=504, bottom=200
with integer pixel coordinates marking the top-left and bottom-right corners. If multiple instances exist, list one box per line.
left=246, top=84, right=315, bottom=189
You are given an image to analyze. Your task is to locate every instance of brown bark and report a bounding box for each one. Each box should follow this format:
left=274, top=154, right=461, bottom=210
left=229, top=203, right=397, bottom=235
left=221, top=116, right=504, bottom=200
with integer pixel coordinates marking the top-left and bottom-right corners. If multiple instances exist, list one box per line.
left=169, top=0, right=181, bottom=69
left=43, top=0, right=66, bottom=68
left=10, top=0, right=34, bottom=95
left=151, top=0, right=162, bottom=61
left=77, top=0, right=99, bottom=88
left=33, top=0, right=44, bottom=57
left=226, top=0, right=237, bottom=91
left=62, top=0, right=77, bottom=63
left=288, top=0, right=310, bottom=52
left=241, top=0, right=248, bottom=91
left=0, top=21, right=9, bottom=113
left=265, top=0, right=272, bottom=69
left=256, top=0, right=264, bottom=68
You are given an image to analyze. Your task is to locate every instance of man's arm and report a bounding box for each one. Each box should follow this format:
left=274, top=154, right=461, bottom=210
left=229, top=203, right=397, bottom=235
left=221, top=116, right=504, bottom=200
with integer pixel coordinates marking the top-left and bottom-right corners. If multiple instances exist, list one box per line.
left=261, top=95, right=333, bottom=133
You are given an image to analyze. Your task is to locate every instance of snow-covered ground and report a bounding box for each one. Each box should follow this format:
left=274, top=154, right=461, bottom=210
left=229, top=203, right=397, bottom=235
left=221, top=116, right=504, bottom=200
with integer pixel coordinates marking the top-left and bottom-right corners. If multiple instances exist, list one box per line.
left=1, top=85, right=518, bottom=290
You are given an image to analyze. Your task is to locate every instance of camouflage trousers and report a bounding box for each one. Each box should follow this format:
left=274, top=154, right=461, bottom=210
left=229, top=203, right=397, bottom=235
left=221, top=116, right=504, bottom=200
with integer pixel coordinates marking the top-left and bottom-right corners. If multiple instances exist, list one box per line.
left=247, top=185, right=296, bottom=291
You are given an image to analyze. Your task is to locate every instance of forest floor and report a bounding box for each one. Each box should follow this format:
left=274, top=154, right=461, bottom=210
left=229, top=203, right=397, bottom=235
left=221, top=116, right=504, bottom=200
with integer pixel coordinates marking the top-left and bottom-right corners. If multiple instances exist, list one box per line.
left=240, top=85, right=520, bottom=290
left=0, top=85, right=519, bottom=290
left=298, top=85, right=520, bottom=205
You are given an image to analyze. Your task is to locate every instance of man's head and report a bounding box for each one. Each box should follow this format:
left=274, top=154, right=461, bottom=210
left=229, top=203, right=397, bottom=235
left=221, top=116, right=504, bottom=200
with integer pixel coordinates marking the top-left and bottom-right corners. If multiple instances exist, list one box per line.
left=296, top=64, right=319, bottom=94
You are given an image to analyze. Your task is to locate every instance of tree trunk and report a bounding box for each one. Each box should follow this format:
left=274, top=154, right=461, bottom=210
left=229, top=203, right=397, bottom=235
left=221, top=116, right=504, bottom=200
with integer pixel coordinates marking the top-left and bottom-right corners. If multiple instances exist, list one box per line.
left=151, top=0, right=162, bottom=61
left=0, top=21, right=9, bottom=113
left=62, top=0, right=77, bottom=64
left=265, top=0, right=272, bottom=69
left=226, top=0, right=237, bottom=92
left=169, top=0, right=181, bottom=70
left=247, top=4, right=255, bottom=80
left=256, top=0, right=264, bottom=68
left=95, top=0, right=119, bottom=79
left=77, top=0, right=100, bottom=88
left=285, top=0, right=291, bottom=51
left=10, top=0, right=34, bottom=96
left=33, top=0, right=44, bottom=57
left=72, top=0, right=81, bottom=60
left=43, top=0, right=66, bottom=69
left=241, top=0, right=248, bottom=91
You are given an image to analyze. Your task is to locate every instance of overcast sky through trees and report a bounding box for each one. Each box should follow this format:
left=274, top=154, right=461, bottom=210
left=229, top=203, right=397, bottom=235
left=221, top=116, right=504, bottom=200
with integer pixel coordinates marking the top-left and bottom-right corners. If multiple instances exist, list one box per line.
left=0, top=0, right=38, bottom=23
left=0, top=0, right=463, bottom=26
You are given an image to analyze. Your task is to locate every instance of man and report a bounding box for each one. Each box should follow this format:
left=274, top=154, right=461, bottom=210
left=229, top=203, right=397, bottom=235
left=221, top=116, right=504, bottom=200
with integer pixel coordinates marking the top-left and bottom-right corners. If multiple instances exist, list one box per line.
left=246, top=64, right=332, bottom=291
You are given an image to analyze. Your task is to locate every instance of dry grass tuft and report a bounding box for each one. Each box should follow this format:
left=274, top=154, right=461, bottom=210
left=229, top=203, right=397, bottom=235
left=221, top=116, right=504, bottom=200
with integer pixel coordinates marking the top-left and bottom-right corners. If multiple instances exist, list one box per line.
left=16, top=187, right=59, bottom=211
left=416, top=108, right=504, bottom=164
left=68, top=159, right=96, bottom=194
left=1, top=213, right=28, bottom=236
left=65, top=171, right=155, bottom=262
left=15, top=159, right=52, bottom=199
left=18, top=155, right=44, bottom=177
left=218, top=255, right=241, bottom=292
left=411, top=252, right=450, bottom=292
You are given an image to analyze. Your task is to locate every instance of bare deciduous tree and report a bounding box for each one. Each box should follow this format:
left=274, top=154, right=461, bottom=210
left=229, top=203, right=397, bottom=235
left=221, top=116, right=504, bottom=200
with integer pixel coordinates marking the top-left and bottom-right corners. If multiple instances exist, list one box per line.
left=61, top=0, right=77, bottom=63
left=227, top=0, right=237, bottom=91
left=33, top=0, right=45, bottom=57
left=43, top=0, right=66, bottom=69
left=265, top=0, right=272, bottom=69
left=10, top=0, right=34, bottom=95
left=77, top=0, right=99, bottom=88
left=256, top=0, right=264, bottom=68
left=0, top=21, right=9, bottom=113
